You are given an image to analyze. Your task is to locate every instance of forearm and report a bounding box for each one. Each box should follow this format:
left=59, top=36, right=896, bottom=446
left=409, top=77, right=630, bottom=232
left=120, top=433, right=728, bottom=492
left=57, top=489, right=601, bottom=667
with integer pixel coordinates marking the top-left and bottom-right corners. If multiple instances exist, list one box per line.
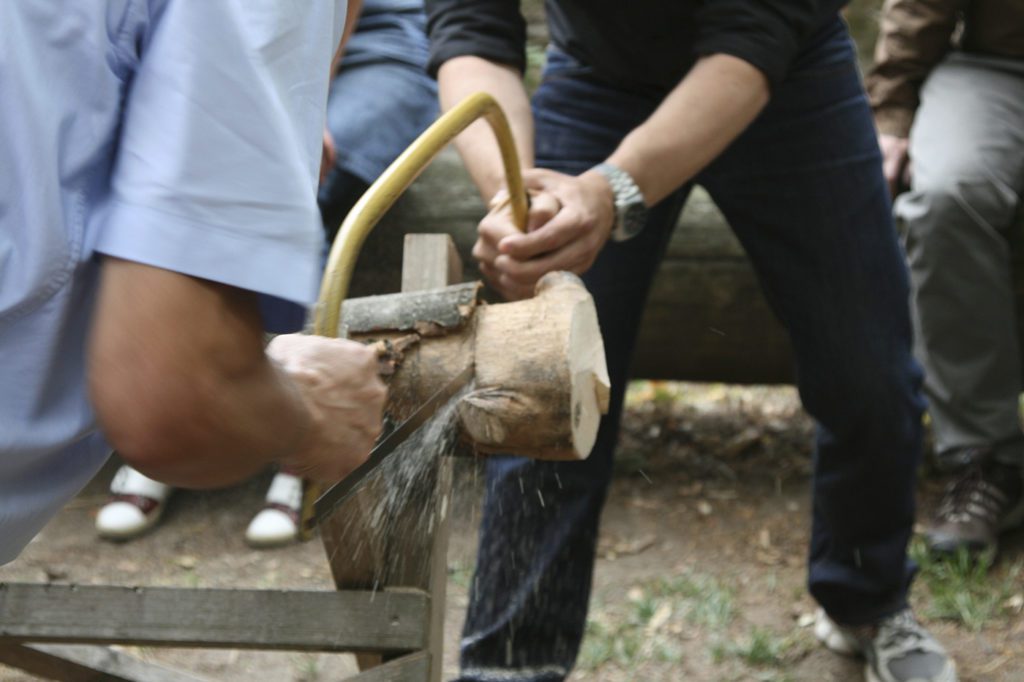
left=89, top=259, right=312, bottom=488
left=330, top=0, right=363, bottom=75
left=438, top=56, right=535, bottom=202
left=605, top=54, right=769, bottom=206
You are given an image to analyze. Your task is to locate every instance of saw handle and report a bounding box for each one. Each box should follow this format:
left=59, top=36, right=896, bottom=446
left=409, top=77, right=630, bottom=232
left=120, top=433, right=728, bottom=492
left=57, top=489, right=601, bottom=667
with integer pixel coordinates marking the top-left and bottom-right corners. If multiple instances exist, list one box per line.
left=314, top=92, right=527, bottom=339
left=301, top=94, right=525, bottom=539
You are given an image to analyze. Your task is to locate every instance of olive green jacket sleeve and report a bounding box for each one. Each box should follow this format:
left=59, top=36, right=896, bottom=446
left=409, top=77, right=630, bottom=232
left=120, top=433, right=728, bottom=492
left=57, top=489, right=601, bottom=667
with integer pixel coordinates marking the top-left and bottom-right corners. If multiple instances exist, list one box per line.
left=866, top=0, right=962, bottom=137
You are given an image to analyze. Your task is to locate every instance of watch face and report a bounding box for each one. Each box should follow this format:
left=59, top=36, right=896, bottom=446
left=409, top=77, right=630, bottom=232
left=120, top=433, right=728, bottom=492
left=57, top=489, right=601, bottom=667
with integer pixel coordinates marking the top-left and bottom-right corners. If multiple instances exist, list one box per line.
left=623, top=202, right=648, bottom=237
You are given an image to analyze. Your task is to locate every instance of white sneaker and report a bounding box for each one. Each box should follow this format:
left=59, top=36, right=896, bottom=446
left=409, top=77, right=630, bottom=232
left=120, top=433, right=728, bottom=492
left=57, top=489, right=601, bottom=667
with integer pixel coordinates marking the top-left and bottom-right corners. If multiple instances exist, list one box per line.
left=245, top=472, right=303, bottom=548
left=815, top=608, right=957, bottom=682
left=96, top=466, right=173, bottom=540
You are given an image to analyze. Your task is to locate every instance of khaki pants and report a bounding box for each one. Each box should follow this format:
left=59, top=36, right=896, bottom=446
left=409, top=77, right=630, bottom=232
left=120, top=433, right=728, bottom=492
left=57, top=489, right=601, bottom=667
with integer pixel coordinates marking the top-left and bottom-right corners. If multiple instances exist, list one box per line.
left=898, top=51, right=1024, bottom=468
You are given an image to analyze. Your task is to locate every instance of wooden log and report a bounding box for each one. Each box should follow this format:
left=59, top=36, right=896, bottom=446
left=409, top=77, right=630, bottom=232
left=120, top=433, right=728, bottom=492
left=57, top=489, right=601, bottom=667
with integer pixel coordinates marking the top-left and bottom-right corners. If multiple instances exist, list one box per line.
left=340, top=282, right=481, bottom=338
left=346, top=273, right=610, bottom=461
left=348, top=148, right=795, bottom=384
left=0, top=584, right=427, bottom=654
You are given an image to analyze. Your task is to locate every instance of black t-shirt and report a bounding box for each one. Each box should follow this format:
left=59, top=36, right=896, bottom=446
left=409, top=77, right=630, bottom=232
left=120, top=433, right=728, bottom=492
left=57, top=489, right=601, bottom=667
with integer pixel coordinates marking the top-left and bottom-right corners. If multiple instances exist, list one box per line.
left=426, top=0, right=847, bottom=96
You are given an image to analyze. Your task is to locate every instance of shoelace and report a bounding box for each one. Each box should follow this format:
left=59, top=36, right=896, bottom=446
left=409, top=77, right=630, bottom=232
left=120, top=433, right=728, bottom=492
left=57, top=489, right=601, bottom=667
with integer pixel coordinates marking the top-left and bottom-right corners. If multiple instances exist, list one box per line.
left=936, top=466, right=1006, bottom=524
left=875, top=610, right=929, bottom=654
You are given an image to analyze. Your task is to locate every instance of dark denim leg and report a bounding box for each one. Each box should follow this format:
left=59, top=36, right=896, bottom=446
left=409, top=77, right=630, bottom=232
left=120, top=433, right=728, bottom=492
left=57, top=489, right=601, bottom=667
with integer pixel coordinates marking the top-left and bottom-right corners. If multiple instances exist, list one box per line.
left=698, top=22, right=924, bottom=626
left=458, top=52, right=687, bottom=682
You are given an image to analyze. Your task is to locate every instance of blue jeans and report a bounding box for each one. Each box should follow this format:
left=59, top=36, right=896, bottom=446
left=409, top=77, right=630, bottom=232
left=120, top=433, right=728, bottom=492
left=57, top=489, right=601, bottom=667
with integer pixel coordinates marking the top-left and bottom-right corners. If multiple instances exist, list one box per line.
left=458, top=19, right=925, bottom=682
left=318, top=6, right=437, bottom=235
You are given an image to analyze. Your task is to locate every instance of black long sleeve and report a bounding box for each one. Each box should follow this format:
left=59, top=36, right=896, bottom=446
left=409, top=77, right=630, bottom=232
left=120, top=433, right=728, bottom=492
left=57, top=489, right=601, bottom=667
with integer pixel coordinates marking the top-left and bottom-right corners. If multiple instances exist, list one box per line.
left=695, top=0, right=825, bottom=86
left=426, top=0, right=846, bottom=94
left=426, top=0, right=527, bottom=77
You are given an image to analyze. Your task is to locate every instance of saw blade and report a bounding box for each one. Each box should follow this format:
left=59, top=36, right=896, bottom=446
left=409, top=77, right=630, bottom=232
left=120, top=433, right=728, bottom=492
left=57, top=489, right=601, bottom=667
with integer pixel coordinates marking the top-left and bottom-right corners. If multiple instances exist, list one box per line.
left=310, top=363, right=474, bottom=528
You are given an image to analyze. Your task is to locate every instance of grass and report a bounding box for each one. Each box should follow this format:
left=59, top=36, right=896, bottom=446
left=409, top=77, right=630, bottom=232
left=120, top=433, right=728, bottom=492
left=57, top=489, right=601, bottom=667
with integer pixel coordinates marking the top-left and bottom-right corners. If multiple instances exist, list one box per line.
left=656, top=574, right=736, bottom=630
left=711, top=627, right=790, bottom=667
left=447, top=561, right=474, bottom=591
left=910, top=539, right=1023, bottom=631
left=578, top=571, right=734, bottom=670
left=293, top=654, right=320, bottom=682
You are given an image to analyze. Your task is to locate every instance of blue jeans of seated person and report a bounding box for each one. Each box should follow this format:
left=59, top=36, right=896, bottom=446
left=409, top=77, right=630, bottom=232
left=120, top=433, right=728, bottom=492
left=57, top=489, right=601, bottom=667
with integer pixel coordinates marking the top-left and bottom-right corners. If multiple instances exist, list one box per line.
left=317, top=6, right=437, bottom=238
left=458, top=18, right=925, bottom=682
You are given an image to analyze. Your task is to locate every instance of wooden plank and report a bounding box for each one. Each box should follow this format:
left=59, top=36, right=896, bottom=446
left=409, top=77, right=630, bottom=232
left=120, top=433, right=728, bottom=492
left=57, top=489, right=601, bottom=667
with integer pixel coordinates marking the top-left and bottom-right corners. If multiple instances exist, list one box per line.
left=0, top=643, right=207, bottom=682
left=347, top=651, right=430, bottom=682
left=396, top=235, right=459, bottom=682
left=401, top=235, right=463, bottom=294
left=324, top=234, right=462, bottom=682
left=0, top=584, right=427, bottom=654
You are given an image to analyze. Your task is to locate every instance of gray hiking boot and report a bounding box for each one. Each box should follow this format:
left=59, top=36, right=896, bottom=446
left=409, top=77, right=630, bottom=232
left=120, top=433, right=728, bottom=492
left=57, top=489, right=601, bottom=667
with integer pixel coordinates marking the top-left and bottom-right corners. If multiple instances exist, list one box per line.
left=815, top=608, right=957, bottom=682
left=927, top=449, right=1024, bottom=556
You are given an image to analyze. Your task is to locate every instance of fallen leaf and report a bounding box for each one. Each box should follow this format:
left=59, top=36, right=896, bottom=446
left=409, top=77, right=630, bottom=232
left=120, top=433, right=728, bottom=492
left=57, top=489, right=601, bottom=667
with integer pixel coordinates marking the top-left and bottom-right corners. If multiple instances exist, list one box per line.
left=174, top=555, right=197, bottom=570
left=646, top=603, right=673, bottom=633
left=678, top=482, right=703, bottom=497
left=697, top=501, right=713, bottom=516
left=721, top=427, right=762, bottom=458
left=42, top=567, right=67, bottom=582
left=628, top=497, right=663, bottom=511
left=613, top=534, right=658, bottom=556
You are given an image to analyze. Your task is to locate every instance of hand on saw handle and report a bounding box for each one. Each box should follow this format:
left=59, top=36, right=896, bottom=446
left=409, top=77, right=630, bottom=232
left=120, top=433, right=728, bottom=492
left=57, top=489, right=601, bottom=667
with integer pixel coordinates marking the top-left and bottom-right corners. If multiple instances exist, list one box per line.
left=475, top=168, right=615, bottom=301
left=267, top=334, right=387, bottom=483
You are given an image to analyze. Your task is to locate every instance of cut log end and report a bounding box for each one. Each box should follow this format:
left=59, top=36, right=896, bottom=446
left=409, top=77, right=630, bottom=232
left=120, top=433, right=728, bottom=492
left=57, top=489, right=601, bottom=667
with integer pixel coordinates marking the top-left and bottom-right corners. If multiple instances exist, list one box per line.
left=463, top=271, right=610, bottom=461
left=569, top=293, right=611, bottom=458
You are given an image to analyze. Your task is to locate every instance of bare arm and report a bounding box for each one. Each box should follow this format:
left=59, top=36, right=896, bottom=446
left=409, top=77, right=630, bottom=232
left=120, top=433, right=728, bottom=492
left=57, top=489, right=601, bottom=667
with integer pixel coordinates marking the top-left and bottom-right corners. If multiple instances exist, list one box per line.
left=605, top=54, right=768, bottom=207
left=478, top=53, right=769, bottom=299
left=88, top=258, right=385, bottom=488
left=438, top=56, right=535, bottom=202
left=331, top=0, right=364, bottom=75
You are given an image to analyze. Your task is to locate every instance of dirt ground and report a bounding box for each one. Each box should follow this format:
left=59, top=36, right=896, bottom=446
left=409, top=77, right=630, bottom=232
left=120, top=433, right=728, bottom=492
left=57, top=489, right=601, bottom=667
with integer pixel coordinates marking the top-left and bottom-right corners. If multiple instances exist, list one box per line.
left=2, top=383, right=1022, bottom=681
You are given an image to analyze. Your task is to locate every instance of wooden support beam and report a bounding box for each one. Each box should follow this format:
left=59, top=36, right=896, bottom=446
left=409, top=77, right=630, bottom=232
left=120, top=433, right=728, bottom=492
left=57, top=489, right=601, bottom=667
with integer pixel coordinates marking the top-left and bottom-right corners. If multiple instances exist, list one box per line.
left=0, top=643, right=206, bottom=682
left=401, top=234, right=462, bottom=294
left=0, top=584, right=427, bottom=654
left=323, top=234, right=463, bottom=682
left=347, top=652, right=430, bottom=682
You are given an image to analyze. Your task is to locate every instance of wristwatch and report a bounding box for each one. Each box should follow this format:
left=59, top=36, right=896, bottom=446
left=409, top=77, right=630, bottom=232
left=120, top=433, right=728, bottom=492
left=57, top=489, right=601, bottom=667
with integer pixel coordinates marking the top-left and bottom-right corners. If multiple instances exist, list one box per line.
left=592, top=162, right=649, bottom=242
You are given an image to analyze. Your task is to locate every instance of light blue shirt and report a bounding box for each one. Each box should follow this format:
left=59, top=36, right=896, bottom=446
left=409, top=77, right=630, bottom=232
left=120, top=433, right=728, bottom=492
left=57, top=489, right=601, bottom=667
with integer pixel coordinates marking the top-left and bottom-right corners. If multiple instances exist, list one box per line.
left=0, top=0, right=346, bottom=564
